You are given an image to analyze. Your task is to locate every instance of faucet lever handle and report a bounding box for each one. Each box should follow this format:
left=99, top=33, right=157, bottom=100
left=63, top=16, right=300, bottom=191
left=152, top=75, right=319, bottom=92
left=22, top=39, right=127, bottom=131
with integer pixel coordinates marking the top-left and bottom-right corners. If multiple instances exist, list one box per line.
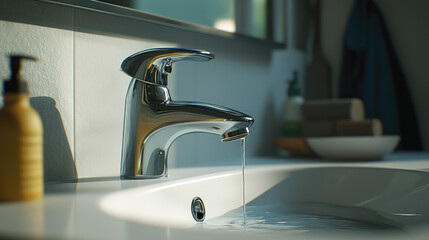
left=121, top=48, right=215, bottom=86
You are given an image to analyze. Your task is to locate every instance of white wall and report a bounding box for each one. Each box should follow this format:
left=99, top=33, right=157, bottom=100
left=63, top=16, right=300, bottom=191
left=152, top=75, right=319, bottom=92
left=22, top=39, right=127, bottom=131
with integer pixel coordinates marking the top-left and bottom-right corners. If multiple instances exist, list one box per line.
left=321, top=0, right=429, bottom=149
left=0, top=0, right=75, bottom=182
left=0, top=0, right=307, bottom=181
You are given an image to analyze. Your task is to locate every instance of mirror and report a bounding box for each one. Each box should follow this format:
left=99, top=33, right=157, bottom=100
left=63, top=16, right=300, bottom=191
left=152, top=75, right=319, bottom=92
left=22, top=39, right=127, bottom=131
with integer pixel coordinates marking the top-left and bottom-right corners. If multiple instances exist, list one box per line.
left=98, top=0, right=286, bottom=44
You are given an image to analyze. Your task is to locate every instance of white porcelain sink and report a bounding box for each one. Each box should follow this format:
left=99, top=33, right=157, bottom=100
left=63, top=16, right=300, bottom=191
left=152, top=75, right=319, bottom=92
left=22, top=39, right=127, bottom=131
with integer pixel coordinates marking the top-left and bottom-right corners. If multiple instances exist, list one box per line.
left=2, top=156, right=429, bottom=240
left=100, top=163, right=429, bottom=238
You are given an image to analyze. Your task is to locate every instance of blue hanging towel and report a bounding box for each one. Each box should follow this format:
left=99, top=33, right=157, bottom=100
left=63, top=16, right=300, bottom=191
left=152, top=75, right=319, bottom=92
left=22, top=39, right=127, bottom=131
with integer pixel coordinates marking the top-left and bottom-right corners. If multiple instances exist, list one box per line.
left=339, top=0, right=422, bottom=150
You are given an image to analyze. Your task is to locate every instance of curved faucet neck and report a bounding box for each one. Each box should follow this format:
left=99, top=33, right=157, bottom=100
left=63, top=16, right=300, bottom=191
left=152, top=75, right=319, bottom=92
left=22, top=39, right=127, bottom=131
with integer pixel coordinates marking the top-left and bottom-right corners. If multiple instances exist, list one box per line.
left=121, top=79, right=253, bottom=179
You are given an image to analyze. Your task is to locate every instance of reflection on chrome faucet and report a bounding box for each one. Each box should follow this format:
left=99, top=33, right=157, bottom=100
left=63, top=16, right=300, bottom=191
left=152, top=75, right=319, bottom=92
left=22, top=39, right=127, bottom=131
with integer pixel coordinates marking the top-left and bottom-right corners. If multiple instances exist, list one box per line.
left=120, top=48, right=254, bottom=179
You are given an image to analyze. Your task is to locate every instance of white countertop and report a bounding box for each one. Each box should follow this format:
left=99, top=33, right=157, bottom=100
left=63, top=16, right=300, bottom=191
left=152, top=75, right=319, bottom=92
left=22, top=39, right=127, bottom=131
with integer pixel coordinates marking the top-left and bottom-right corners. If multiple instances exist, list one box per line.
left=1, top=152, right=429, bottom=240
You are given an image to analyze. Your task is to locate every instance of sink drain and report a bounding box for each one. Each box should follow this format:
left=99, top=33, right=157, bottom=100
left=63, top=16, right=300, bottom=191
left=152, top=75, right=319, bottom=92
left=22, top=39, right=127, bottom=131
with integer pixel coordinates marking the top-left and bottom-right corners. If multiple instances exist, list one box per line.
left=191, top=197, right=205, bottom=222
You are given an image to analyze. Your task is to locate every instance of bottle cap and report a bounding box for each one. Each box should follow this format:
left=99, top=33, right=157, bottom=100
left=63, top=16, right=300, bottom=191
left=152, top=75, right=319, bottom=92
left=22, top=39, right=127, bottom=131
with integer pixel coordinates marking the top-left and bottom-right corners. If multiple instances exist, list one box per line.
left=4, top=55, right=37, bottom=94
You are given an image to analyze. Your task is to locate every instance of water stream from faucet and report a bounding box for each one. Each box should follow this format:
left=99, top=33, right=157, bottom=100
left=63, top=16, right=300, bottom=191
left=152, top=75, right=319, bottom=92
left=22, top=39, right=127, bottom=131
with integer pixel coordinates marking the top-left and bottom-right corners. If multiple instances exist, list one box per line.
left=241, top=138, right=247, bottom=226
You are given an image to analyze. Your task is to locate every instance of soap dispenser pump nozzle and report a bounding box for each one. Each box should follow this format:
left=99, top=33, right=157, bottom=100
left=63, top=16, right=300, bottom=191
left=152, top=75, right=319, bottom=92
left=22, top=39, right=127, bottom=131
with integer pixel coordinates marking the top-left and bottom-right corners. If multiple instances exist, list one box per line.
left=287, top=71, right=301, bottom=97
left=4, top=55, right=37, bottom=94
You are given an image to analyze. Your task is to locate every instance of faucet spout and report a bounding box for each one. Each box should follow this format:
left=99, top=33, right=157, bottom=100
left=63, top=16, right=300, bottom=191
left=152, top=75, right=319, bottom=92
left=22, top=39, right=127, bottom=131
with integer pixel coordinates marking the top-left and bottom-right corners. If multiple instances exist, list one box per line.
left=222, top=127, right=250, bottom=142
left=120, top=48, right=254, bottom=179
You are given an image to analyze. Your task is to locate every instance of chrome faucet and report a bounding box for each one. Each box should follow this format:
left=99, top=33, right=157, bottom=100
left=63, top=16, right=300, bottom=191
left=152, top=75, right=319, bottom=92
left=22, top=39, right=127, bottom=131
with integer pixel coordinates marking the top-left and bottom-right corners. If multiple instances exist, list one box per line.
left=120, top=48, right=254, bottom=179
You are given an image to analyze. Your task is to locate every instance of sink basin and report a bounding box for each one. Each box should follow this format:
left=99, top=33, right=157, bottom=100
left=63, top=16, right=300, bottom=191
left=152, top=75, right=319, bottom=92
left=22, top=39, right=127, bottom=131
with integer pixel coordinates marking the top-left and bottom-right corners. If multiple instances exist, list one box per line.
left=1, top=157, right=429, bottom=240
left=100, top=163, right=429, bottom=237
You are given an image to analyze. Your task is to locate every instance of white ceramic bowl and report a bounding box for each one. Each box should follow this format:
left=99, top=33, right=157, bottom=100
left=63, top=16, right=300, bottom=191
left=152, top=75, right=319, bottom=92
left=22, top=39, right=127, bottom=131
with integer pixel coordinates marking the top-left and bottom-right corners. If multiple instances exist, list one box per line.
left=306, top=136, right=400, bottom=161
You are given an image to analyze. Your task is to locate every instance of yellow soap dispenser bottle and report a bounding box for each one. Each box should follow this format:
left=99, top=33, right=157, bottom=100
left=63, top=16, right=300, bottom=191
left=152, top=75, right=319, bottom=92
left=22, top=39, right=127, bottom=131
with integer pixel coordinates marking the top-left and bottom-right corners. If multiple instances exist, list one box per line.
left=0, top=55, right=43, bottom=201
